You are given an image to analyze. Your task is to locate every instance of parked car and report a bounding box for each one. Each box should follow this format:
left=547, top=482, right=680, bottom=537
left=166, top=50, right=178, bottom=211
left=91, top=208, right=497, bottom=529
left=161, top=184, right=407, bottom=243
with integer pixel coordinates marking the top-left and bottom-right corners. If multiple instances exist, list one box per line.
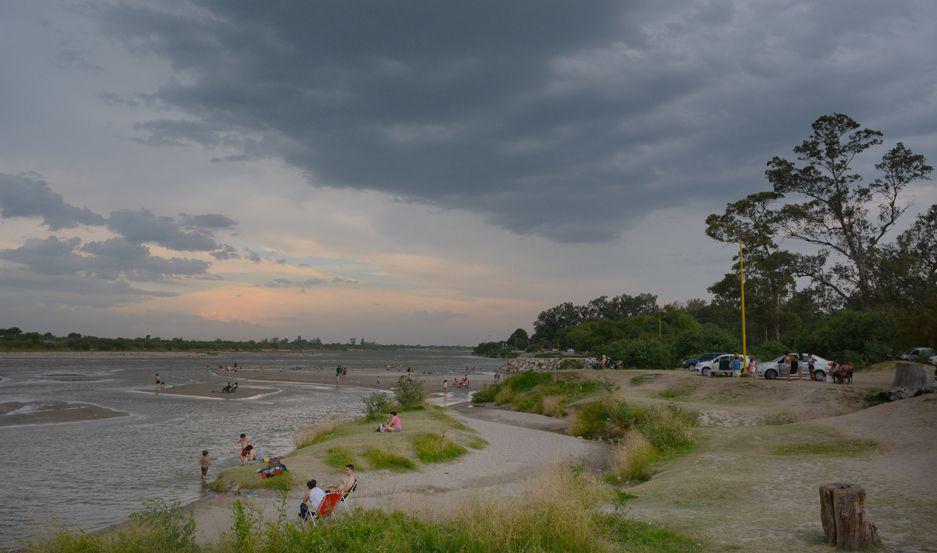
left=696, top=353, right=749, bottom=377
left=930, top=354, right=937, bottom=366
left=683, top=352, right=728, bottom=371
left=898, top=347, right=935, bottom=361
left=757, top=353, right=830, bottom=381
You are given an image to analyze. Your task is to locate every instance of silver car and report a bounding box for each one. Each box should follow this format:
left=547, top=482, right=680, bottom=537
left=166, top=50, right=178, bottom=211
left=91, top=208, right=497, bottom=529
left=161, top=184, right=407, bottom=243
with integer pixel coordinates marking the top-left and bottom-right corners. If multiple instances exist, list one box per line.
left=757, top=353, right=830, bottom=381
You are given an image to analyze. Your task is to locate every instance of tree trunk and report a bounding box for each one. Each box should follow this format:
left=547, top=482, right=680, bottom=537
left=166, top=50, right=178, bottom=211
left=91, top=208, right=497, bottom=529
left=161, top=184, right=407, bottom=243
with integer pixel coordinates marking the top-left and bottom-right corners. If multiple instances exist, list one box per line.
left=819, top=483, right=879, bottom=550
left=888, top=362, right=937, bottom=400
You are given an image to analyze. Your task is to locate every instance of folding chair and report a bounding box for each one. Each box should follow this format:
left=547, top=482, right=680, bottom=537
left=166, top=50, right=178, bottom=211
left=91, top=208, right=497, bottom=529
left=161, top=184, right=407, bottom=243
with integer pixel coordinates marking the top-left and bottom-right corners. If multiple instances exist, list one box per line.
left=304, top=492, right=343, bottom=527
left=340, top=479, right=358, bottom=517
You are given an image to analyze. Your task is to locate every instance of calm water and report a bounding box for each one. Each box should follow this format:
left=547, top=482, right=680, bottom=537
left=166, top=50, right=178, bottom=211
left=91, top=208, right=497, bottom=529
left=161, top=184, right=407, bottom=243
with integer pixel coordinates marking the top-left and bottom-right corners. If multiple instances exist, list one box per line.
left=0, top=349, right=499, bottom=547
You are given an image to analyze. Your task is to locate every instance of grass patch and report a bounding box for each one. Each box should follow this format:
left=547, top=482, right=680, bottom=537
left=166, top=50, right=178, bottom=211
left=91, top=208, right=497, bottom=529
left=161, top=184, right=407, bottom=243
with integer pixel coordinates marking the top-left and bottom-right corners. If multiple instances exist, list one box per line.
left=208, top=465, right=294, bottom=492
left=612, top=489, right=638, bottom=506
left=658, top=386, right=694, bottom=399
left=473, top=371, right=613, bottom=417
left=294, top=418, right=343, bottom=448
left=773, top=438, right=878, bottom=457
left=411, top=432, right=467, bottom=463
left=608, top=430, right=657, bottom=482
left=362, top=447, right=416, bottom=471
left=630, top=374, right=661, bottom=386
left=323, top=447, right=356, bottom=470
left=864, top=388, right=889, bottom=407
left=600, top=515, right=703, bottom=552
left=464, top=435, right=489, bottom=449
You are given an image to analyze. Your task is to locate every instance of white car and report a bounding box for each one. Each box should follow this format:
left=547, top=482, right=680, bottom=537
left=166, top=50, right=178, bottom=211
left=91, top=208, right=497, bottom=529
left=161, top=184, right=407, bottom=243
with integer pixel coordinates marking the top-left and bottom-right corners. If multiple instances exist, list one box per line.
left=929, top=354, right=937, bottom=366
left=696, top=354, right=749, bottom=377
left=757, top=353, right=830, bottom=381
left=899, top=347, right=935, bottom=361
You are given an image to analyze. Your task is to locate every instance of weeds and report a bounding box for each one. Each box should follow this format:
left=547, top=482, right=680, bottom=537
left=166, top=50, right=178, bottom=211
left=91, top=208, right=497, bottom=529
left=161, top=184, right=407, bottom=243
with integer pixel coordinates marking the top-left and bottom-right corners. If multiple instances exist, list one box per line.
left=362, top=448, right=416, bottom=471
left=362, top=392, right=394, bottom=421
left=324, top=447, right=356, bottom=470
left=609, top=431, right=657, bottom=482
left=294, top=418, right=342, bottom=449
left=630, top=374, right=662, bottom=386
left=411, top=432, right=467, bottom=463
left=473, top=372, right=613, bottom=417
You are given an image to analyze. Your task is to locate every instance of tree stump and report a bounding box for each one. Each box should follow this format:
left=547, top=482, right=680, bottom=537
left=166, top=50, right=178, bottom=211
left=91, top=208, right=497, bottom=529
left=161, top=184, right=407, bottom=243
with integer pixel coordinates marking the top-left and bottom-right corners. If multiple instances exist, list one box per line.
left=819, top=483, right=879, bottom=550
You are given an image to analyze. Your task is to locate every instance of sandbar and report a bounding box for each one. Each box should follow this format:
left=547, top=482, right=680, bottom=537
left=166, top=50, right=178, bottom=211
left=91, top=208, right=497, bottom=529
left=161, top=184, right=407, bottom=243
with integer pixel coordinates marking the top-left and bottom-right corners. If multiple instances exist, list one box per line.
left=149, top=383, right=275, bottom=400
left=0, top=400, right=127, bottom=426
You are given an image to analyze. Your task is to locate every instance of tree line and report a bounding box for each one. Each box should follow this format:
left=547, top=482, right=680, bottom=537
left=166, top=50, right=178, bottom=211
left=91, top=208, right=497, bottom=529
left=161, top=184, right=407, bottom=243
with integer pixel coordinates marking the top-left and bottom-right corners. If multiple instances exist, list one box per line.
left=0, top=328, right=459, bottom=352
left=477, top=114, right=936, bottom=367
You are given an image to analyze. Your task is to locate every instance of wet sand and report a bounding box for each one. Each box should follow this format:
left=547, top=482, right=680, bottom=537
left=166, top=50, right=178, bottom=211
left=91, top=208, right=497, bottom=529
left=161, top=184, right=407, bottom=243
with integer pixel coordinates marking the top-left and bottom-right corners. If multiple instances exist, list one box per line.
left=148, top=383, right=276, bottom=399
left=0, top=400, right=127, bottom=426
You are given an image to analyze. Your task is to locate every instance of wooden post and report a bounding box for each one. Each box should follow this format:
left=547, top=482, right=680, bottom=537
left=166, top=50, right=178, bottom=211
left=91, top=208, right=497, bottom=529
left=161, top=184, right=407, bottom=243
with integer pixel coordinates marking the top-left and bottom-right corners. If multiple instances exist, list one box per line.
left=819, top=483, right=878, bottom=550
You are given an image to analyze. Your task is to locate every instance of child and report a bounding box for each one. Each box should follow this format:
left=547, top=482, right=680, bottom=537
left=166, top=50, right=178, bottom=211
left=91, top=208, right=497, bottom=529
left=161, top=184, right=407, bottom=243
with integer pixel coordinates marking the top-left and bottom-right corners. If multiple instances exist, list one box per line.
left=199, top=450, right=211, bottom=479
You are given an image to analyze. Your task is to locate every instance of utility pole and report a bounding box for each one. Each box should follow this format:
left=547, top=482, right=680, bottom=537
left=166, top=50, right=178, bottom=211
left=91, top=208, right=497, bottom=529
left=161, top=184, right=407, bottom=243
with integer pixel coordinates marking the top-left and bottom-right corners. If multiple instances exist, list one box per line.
left=739, top=239, right=748, bottom=375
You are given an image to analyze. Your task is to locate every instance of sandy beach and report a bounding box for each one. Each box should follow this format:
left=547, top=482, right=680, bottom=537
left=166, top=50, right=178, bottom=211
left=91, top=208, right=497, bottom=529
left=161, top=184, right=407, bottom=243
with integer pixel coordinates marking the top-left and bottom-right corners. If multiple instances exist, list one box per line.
left=0, top=400, right=127, bottom=426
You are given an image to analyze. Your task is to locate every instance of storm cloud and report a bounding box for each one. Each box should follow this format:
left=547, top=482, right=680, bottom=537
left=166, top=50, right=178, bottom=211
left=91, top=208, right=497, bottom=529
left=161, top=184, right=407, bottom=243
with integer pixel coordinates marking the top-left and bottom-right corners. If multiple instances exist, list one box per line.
left=95, top=0, right=937, bottom=242
left=0, top=173, right=106, bottom=229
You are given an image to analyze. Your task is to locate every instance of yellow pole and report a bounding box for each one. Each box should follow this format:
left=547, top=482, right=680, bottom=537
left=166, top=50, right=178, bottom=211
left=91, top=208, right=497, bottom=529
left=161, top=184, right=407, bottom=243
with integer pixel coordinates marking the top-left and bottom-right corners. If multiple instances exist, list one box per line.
left=739, top=239, right=748, bottom=376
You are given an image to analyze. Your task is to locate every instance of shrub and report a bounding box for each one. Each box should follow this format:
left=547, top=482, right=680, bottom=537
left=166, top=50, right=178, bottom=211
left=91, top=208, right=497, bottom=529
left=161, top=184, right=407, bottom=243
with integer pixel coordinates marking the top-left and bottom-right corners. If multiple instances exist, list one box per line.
left=636, top=403, right=695, bottom=454
left=753, top=339, right=789, bottom=360
left=600, top=337, right=675, bottom=369
left=362, top=392, right=393, bottom=421
left=411, top=432, right=467, bottom=463
left=128, top=498, right=198, bottom=552
left=362, top=448, right=416, bottom=471
left=392, top=377, right=426, bottom=407
left=609, top=431, right=658, bottom=482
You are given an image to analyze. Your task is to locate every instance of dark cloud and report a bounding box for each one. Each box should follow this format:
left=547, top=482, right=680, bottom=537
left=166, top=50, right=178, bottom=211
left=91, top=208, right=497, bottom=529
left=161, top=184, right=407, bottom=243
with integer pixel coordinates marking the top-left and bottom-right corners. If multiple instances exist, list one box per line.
left=210, top=244, right=241, bottom=260
left=180, top=212, right=237, bottom=229
left=0, top=173, right=106, bottom=229
left=0, top=268, right=172, bottom=308
left=0, top=235, right=210, bottom=281
left=107, top=208, right=219, bottom=251
left=96, top=0, right=937, bottom=242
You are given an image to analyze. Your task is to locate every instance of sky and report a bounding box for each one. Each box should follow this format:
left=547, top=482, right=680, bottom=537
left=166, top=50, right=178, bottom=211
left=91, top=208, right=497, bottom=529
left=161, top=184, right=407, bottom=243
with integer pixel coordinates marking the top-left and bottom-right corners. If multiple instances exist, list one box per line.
left=1, top=0, right=936, bottom=345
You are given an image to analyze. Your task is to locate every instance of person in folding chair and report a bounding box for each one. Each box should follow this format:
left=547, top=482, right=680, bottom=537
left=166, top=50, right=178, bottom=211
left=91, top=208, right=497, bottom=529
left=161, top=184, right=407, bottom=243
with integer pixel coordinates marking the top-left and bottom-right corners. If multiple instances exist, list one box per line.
left=326, top=464, right=358, bottom=517
left=299, top=479, right=326, bottom=524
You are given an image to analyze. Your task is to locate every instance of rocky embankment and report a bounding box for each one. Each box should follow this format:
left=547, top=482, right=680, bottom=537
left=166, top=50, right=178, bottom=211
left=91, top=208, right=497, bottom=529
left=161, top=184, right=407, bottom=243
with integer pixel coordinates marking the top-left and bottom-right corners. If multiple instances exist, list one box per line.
left=498, top=356, right=585, bottom=373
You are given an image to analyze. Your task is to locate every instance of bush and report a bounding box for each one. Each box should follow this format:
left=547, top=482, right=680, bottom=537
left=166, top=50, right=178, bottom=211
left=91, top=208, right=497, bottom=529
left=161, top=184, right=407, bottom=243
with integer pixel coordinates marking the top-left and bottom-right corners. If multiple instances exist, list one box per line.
left=411, top=432, right=467, bottom=463
left=609, top=431, right=657, bottom=482
left=571, top=400, right=695, bottom=454
left=362, top=392, right=393, bottom=421
left=129, top=498, right=198, bottom=552
left=324, top=447, right=356, bottom=470
left=599, top=337, right=675, bottom=369
left=392, top=377, right=426, bottom=407
left=752, top=340, right=789, bottom=360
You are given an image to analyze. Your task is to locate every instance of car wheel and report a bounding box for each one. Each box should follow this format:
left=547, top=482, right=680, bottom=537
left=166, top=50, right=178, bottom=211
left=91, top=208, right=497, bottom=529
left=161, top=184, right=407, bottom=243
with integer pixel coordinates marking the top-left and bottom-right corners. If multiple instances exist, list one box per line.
left=765, top=369, right=777, bottom=380
left=701, top=367, right=711, bottom=377
left=814, top=370, right=826, bottom=382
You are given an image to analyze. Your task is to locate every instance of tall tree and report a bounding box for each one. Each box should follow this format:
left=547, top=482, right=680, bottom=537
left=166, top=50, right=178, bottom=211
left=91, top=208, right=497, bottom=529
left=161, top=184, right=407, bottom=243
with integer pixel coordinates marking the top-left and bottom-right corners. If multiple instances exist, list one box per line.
left=706, top=191, right=798, bottom=339
left=869, top=204, right=937, bottom=307
left=766, top=114, right=932, bottom=307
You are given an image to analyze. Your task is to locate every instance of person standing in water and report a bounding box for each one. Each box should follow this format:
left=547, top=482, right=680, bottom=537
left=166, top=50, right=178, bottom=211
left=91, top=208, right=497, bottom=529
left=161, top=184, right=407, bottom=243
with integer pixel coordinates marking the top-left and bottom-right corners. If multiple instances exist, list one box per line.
left=154, top=372, right=162, bottom=393
left=199, top=450, right=211, bottom=479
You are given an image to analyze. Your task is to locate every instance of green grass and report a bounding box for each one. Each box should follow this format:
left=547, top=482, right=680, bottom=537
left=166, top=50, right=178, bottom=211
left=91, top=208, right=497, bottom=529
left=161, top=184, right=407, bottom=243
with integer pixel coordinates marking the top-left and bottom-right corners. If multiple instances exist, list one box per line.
left=630, top=374, right=661, bottom=386
left=472, top=371, right=613, bottom=417
left=323, top=447, right=356, bottom=470
left=208, top=465, right=294, bottom=492
left=464, top=435, right=489, bottom=449
left=362, top=447, right=417, bottom=471
left=600, top=515, right=703, bottom=552
left=411, top=432, right=468, bottom=463
left=773, top=438, right=878, bottom=456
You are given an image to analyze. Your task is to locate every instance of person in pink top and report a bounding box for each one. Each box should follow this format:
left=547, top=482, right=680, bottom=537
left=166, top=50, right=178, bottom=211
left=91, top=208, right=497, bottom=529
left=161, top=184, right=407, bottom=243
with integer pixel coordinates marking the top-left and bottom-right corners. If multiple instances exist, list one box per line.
left=377, top=411, right=402, bottom=432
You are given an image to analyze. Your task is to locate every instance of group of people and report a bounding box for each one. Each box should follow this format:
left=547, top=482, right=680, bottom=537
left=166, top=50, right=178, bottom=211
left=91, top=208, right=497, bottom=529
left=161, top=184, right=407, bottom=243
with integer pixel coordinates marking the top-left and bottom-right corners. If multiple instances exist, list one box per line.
left=335, top=365, right=348, bottom=384
left=299, top=464, right=357, bottom=522
left=221, top=381, right=239, bottom=393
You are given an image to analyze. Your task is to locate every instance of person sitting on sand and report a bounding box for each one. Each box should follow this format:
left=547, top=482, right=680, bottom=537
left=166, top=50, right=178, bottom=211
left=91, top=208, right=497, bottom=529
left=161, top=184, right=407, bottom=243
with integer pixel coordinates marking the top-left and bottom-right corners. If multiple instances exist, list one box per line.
left=299, top=478, right=326, bottom=521
left=199, top=450, right=211, bottom=479
left=222, top=382, right=232, bottom=393
left=377, top=411, right=402, bottom=432
left=327, top=464, right=357, bottom=497
left=231, top=382, right=239, bottom=392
